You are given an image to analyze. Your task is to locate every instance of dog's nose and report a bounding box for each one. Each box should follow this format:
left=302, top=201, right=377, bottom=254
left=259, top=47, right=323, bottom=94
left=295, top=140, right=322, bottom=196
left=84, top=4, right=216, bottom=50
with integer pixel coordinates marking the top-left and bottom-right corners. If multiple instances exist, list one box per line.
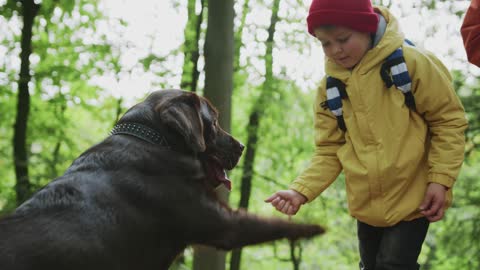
left=238, top=142, right=245, bottom=152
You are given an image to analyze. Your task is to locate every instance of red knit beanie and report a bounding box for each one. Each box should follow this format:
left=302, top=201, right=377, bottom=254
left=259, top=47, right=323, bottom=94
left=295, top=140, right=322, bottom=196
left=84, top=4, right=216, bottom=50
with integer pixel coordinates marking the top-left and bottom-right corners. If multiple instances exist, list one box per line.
left=307, top=0, right=379, bottom=36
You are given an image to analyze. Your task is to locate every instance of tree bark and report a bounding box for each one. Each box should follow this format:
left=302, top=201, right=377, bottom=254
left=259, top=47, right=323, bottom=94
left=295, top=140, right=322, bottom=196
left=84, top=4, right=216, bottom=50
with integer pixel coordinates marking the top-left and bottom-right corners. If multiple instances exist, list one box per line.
left=230, top=0, right=281, bottom=269
left=192, top=0, right=234, bottom=269
left=289, top=240, right=303, bottom=270
left=13, top=0, right=39, bottom=205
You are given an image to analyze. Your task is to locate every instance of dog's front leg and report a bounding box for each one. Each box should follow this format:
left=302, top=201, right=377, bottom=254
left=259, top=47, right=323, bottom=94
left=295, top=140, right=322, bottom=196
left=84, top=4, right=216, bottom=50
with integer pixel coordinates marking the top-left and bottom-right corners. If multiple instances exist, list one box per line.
left=190, top=206, right=325, bottom=250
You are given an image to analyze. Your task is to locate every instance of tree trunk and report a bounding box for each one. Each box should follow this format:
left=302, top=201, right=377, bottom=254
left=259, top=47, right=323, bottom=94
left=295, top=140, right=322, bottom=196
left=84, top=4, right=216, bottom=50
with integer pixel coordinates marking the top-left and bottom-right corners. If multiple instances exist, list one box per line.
left=13, top=0, right=39, bottom=205
left=47, top=94, right=67, bottom=179
left=180, top=0, right=205, bottom=93
left=113, top=97, right=123, bottom=126
left=192, top=0, right=234, bottom=269
left=202, top=0, right=234, bottom=130
left=229, top=0, right=281, bottom=269
left=289, top=240, right=303, bottom=270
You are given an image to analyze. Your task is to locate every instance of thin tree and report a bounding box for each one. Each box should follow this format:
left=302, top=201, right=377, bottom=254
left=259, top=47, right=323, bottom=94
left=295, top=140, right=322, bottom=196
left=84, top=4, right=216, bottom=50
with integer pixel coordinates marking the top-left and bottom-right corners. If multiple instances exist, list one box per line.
left=233, top=0, right=250, bottom=73
left=229, top=0, right=281, bottom=269
left=192, top=0, right=234, bottom=268
left=180, top=0, right=206, bottom=93
left=13, top=0, right=40, bottom=205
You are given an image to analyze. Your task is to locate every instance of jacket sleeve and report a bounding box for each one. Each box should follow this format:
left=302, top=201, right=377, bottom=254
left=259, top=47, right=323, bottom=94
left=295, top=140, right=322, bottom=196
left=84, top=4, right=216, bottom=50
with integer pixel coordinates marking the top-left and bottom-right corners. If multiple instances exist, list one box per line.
left=461, top=0, right=480, bottom=67
left=289, top=79, right=345, bottom=202
left=408, top=49, right=468, bottom=189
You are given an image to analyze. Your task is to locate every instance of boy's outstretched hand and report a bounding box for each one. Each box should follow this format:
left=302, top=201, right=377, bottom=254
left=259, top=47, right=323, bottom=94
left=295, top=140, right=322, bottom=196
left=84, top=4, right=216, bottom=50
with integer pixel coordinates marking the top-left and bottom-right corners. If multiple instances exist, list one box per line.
left=419, top=182, right=448, bottom=222
left=265, top=189, right=308, bottom=216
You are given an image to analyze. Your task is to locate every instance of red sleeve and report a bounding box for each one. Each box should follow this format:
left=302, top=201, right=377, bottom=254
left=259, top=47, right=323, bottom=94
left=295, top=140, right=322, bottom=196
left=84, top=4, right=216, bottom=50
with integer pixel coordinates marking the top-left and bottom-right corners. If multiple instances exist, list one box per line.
left=461, top=0, right=480, bottom=67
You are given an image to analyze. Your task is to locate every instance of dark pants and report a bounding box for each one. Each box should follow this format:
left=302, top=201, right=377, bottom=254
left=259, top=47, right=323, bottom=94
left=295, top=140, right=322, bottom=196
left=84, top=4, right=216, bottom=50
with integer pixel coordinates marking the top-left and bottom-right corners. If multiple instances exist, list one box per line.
left=357, top=217, right=429, bottom=270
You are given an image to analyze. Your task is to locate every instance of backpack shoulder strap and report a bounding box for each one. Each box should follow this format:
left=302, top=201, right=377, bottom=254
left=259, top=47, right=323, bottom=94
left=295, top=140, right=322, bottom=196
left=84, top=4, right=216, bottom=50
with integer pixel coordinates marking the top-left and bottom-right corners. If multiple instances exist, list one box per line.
left=380, top=42, right=416, bottom=111
left=324, top=40, right=416, bottom=132
left=325, top=76, right=348, bottom=132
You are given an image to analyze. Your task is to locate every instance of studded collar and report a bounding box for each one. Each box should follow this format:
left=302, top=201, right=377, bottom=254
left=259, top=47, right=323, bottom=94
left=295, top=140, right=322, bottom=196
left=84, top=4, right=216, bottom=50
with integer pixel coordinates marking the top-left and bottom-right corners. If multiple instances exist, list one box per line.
left=110, top=122, right=170, bottom=147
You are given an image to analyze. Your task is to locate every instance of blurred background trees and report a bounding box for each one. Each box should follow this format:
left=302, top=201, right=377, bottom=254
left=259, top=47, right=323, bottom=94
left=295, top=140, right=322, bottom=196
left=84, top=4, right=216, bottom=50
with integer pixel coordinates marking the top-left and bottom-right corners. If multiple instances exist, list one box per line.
left=0, top=0, right=478, bottom=269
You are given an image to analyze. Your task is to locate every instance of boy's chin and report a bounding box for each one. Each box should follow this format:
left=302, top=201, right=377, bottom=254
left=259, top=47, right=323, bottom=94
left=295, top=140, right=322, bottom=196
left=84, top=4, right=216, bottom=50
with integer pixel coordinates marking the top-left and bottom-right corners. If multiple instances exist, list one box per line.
left=335, top=60, right=357, bottom=69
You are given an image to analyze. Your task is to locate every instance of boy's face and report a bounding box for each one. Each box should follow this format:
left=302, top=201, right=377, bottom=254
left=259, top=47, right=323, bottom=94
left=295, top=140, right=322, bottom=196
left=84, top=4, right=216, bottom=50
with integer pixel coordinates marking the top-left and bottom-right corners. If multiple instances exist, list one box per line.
left=314, top=26, right=372, bottom=69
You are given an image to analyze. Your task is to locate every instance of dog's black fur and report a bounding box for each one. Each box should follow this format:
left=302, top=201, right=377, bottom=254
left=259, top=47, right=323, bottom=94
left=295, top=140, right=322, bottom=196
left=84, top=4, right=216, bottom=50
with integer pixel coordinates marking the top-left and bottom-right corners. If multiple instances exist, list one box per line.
left=0, top=90, right=324, bottom=270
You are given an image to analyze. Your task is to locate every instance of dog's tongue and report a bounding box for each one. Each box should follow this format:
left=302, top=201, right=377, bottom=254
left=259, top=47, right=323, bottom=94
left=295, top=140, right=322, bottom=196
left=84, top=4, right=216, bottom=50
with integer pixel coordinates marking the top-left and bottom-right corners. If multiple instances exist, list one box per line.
left=206, top=160, right=232, bottom=191
left=216, top=168, right=232, bottom=191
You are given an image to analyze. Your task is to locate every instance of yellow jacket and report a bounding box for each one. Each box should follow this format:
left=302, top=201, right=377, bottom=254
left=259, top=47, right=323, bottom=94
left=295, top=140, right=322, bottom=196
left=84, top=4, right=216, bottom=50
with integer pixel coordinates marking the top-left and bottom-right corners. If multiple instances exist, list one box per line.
left=290, top=7, right=468, bottom=227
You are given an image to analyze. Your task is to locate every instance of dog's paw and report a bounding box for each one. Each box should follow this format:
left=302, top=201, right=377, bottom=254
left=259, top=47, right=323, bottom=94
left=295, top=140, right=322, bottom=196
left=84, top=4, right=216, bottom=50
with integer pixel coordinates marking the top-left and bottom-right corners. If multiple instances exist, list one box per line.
left=289, top=224, right=326, bottom=240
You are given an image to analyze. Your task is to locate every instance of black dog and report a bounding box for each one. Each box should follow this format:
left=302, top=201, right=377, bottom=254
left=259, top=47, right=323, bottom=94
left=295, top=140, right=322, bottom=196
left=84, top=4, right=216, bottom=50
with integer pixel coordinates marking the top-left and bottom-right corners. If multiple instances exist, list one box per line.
left=0, top=90, right=324, bottom=270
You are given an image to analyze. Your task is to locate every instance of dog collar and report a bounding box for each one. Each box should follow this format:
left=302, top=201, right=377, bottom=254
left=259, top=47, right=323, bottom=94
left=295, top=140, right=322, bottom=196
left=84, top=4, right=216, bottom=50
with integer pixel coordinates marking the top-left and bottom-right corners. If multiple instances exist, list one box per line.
left=110, top=122, right=170, bottom=146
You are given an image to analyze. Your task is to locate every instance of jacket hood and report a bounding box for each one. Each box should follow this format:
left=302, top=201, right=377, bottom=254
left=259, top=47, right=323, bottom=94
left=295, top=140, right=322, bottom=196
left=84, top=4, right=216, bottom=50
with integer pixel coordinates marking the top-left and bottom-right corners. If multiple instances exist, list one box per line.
left=325, top=6, right=405, bottom=80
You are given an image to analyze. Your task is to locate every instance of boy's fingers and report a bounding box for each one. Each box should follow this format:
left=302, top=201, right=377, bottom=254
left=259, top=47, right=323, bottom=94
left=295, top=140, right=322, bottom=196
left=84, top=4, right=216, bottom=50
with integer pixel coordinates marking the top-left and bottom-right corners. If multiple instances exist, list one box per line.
left=422, top=194, right=444, bottom=216
left=428, top=200, right=442, bottom=215
left=289, top=205, right=299, bottom=216
left=285, top=204, right=293, bottom=215
left=281, top=201, right=291, bottom=214
left=431, top=207, right=445, bottom=222
left=426, top=211, right=441, bottom=222
left=264, top=194, right=278, bottom=202
left=270, top=197, right=281, bottom=206
left=265, top=191, right=303, bottom=216
left=419, top=193, right=433, bottom=213
left=426, top=200, right=445, bottom=222
left=276, top=199, right=286, bottom=211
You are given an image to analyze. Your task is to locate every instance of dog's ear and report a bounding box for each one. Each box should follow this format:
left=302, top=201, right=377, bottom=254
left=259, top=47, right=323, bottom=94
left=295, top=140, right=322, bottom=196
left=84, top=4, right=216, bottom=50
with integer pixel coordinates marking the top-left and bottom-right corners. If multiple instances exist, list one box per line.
left=155, top=92, right=206, bottom=153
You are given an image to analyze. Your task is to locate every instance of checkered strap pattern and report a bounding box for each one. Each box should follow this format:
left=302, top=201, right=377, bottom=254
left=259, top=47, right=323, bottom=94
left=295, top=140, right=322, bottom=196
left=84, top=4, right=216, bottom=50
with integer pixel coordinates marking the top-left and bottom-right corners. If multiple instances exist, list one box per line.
left=324, top=42, right=416, bottom=132
left=380, top=46, right=416, bottom=111
left=326, top=77, right=348, bottom=132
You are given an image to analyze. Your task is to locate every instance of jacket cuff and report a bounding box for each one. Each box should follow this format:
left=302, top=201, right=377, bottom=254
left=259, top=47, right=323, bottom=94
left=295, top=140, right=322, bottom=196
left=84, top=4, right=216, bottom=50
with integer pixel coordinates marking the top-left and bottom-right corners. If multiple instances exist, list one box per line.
left=289, top=182, right=315, bottom=203
left=428, top=173, right=455, bottom=189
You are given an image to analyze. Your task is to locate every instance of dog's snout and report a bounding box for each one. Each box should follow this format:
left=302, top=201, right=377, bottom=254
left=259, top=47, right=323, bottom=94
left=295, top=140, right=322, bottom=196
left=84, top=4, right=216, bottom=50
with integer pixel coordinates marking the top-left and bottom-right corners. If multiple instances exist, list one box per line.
left=230, top=137, right=244, bottom=153
left=238, top=142, right=245, bottom=153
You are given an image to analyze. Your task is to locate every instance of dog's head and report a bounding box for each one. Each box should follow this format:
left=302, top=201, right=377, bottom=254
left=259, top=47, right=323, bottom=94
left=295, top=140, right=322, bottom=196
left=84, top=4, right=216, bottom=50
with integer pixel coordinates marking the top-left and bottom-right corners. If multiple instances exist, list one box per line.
left=119, top=89, right=244, bottom=190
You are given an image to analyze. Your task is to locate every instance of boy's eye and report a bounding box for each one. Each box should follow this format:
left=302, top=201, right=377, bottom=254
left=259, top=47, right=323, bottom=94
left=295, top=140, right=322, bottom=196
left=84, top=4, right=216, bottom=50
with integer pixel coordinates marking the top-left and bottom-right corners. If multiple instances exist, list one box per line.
left=320, top=41, right=330, bottom=47
left=338, top=36, right=350, bottom=43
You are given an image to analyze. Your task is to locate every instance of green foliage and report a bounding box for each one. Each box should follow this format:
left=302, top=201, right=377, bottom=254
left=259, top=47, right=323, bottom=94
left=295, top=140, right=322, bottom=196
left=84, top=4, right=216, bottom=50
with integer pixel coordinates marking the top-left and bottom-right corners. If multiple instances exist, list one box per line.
left=0, top=0, right=122, bottom=209
left=452, top=69, right=480, bottom=156
left=0, top=0, right=21, bottom=18
left=421, top=160, right=480, bottom=269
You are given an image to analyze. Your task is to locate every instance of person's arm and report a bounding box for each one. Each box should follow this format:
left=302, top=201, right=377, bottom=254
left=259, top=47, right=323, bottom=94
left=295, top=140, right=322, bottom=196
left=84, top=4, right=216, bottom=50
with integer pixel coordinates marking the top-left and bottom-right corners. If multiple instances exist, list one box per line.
left=266, top=79, right=344, bottom=215
left=409, top=50, right=468, bottom=189
left=289, top=79, right=345, bottom=201
left=407, top=48, right=468, bottom=221
left=461, top=0, right=480, bottom=67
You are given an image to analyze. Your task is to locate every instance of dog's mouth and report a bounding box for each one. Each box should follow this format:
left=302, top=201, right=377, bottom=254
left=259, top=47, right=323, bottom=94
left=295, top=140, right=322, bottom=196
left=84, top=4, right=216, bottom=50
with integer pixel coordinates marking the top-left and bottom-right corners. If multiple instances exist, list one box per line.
left=204, top=158, right=232, bottom=191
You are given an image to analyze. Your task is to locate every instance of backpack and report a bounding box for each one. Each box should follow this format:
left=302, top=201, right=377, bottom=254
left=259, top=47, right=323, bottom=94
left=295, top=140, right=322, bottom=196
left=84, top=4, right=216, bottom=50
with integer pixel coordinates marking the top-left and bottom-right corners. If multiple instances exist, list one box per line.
left=323, top=41, right=416, bottom=132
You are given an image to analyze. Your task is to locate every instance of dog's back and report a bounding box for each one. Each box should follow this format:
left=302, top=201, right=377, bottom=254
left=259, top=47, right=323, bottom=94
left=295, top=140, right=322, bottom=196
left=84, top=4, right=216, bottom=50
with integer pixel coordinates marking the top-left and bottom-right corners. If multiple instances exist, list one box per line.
left=0, top=169, right=115, bottom=269
left=0, top=130, right=211, bottom=270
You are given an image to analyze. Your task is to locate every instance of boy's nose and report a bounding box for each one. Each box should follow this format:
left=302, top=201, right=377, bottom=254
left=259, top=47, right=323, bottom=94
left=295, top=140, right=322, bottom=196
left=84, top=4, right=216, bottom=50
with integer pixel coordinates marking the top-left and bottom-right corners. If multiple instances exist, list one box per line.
left=333, top=45, right=343, bottom=55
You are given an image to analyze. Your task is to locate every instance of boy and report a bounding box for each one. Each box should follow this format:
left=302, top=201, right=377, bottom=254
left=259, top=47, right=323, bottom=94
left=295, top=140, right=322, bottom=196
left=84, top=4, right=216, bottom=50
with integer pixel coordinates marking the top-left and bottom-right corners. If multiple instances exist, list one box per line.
left=266, top=0, right=468, bottom=269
